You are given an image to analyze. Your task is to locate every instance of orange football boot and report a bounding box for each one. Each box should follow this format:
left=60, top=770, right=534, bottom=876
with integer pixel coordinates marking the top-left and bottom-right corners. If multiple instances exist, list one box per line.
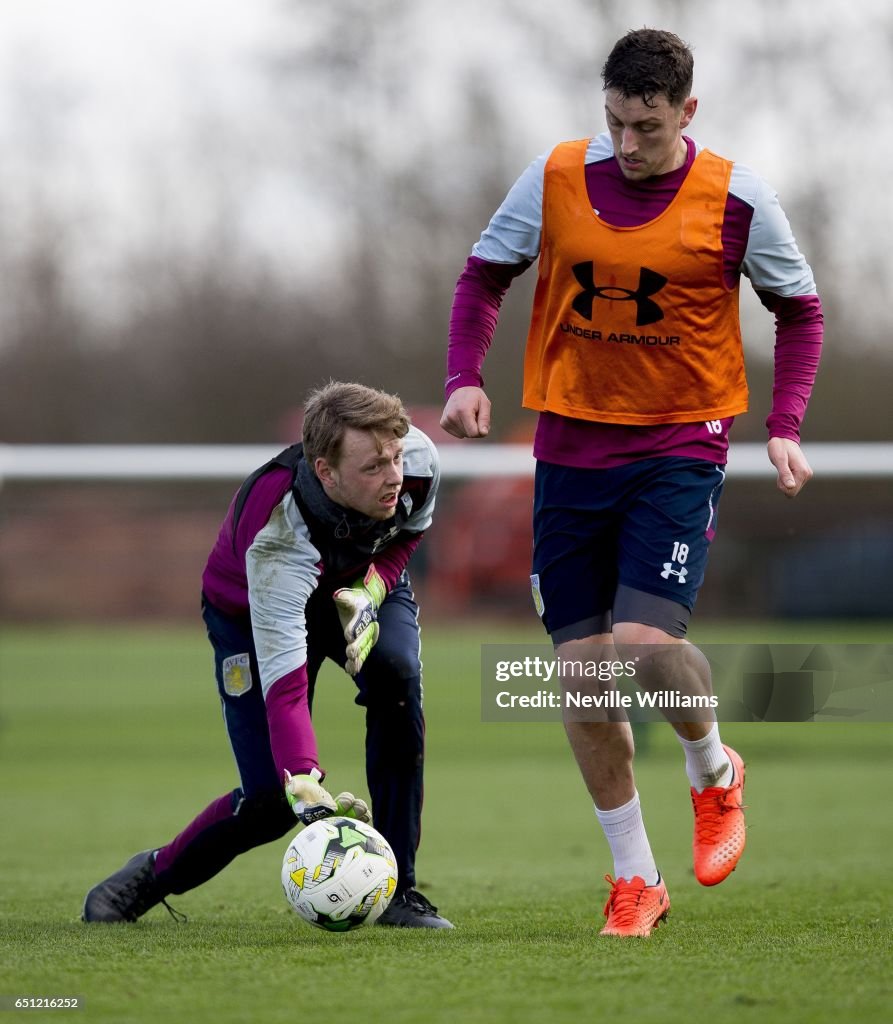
left=691, top=744, right=746, bottom=886
left=600, top=874, right=671, bottom=937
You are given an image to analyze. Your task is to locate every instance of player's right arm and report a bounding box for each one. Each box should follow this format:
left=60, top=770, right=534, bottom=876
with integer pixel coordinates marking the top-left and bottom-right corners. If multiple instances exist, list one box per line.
left=246, top=497, right=371, bottom=823
left=244, top=495, right=321, bottom=779
left=442, top=153, right=545, bottom=438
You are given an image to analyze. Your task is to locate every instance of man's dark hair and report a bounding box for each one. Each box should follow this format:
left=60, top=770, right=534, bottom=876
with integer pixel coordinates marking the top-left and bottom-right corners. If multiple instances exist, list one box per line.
left=601, top=28, right=693, bottom=108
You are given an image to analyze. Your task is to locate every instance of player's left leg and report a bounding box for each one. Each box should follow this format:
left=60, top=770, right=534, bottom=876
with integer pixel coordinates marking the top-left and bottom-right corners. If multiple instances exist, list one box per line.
left=613, top=458, right=745, bottom=886
left=352, top=573, right=452, bottom=928
left=611, top=619, right=746, bottom=887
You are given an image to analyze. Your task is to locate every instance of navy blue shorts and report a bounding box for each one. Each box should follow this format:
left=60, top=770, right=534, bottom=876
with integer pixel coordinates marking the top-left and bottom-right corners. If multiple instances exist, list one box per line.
left=531, top=457, right=725, bottom=641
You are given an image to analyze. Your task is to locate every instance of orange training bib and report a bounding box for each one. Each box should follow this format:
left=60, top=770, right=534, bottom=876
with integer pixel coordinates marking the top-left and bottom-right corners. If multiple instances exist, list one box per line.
left=523, top=139, right=748, bottom=425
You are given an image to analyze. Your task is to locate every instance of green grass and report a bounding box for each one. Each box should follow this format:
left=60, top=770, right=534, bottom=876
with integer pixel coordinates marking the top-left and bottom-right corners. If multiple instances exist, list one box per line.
left=1, top=622, right=891, bottom=1024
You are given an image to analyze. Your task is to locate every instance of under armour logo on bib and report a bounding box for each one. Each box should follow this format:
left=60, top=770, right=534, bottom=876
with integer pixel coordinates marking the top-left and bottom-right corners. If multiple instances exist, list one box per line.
left=571, top=262, right=668, bottom=327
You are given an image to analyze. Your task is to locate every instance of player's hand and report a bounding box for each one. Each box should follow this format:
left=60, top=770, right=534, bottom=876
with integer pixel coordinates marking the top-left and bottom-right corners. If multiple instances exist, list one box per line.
left=333, top=565, right=386, bottom=676
left=284, top=770, right=372, bottom=826
left=767, top=437, right=813, bottom=499
left=440, top=386, right=491, bottom=439
left=334, top=792, right=372, bottom=824
left=284, top=768, right=338, bottom=825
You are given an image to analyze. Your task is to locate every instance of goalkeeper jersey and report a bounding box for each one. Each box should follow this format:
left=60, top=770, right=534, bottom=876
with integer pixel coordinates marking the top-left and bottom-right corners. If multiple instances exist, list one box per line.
left=201, top=426, right=439, bottom=777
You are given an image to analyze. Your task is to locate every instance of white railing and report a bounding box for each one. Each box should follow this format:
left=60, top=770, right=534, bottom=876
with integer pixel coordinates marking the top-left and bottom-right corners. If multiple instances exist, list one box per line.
left=0, top=443, right=891, bottom=482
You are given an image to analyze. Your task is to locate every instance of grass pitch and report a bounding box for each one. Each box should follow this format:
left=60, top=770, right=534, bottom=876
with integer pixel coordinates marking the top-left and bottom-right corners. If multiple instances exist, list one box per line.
left=1, top=621, right=891, bottom=1024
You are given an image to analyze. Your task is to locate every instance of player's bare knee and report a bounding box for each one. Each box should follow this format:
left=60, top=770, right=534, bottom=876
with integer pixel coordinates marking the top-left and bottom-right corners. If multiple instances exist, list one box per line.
left=565, top=718, right=635, bottom=761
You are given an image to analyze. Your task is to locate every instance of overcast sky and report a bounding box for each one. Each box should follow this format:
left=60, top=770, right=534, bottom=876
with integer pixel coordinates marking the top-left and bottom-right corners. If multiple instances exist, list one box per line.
left=5, top=0, right=888, bottom=163
left=1, top=0, right=891, bottom=339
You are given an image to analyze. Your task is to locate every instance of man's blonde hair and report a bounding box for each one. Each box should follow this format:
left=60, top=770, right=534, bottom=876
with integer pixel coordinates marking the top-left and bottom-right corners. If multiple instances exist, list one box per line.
left=302, top=381, right=410, bottom=468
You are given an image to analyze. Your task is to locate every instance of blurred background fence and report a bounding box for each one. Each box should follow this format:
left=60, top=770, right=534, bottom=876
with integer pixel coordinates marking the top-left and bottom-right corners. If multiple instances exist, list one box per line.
left=2, top=440, right=891, bottom=624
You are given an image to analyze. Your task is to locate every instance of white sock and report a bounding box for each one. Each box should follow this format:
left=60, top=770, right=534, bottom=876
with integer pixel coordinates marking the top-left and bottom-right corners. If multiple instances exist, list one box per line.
left=678, top=722, right=733, bottom=792
left=594, top=792, right=659, bottom=885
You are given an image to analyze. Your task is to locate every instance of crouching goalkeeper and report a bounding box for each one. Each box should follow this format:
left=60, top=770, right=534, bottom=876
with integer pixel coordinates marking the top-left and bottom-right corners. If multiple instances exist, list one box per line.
left=83, top=381, right=451, bottom=929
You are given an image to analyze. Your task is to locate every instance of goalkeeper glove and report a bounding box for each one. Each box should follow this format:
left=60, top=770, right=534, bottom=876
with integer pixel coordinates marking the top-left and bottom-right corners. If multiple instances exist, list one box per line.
left=333, top=564, right=387, bottom=676
left=283, top=768, right=371, bottom=825
left=333, top=792, right=372, bottom=824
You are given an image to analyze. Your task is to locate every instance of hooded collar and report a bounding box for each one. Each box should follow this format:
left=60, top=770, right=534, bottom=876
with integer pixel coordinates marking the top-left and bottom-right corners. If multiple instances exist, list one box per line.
left=294, top=454, right=387, bottom=541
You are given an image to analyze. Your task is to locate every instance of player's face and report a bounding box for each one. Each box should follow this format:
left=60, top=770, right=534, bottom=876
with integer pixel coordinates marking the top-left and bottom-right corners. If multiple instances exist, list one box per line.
left=604, top=89, right=697, bottom=181
left=315, top=427, right=405, bottom=521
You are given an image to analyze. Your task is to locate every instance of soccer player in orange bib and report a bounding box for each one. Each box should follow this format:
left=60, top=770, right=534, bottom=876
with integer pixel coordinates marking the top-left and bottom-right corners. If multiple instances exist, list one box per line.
left=441, top=29, right=822, bottom=936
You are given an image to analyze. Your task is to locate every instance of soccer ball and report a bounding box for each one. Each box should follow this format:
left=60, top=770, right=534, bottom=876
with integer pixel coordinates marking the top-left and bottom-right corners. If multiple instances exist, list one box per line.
left=281, top=817, right=398, bottom=931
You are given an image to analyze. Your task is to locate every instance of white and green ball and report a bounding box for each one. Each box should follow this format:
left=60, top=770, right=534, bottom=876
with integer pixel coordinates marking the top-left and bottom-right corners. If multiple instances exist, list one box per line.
left=281, top=817, right=398, bottom=931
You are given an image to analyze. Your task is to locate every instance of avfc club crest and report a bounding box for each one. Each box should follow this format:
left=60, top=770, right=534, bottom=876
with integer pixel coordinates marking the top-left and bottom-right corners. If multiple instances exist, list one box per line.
left=530, top=574, right=545, bottom=618
left=222, top=653, right=253, bottom=696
